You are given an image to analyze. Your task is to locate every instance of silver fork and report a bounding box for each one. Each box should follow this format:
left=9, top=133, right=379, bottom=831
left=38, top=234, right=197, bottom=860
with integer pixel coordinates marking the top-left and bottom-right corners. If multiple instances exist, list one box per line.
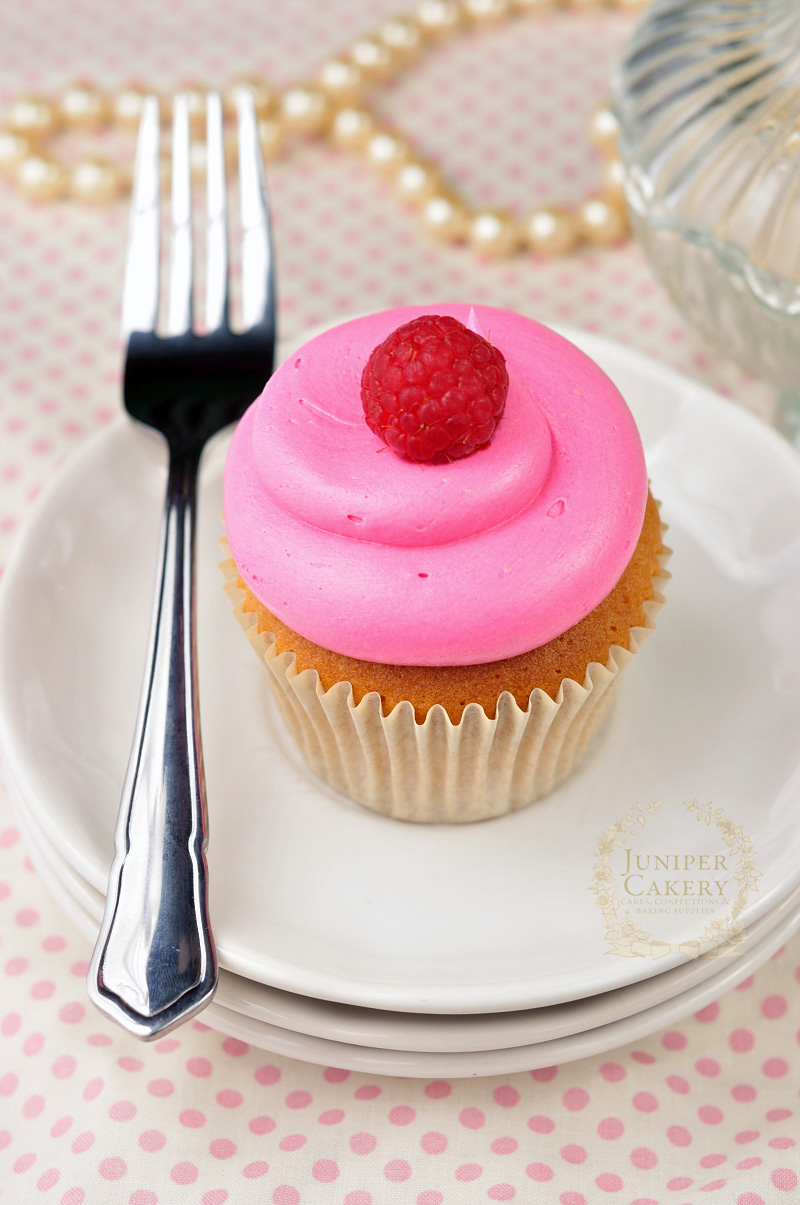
left=86, top=89, right=275, bottom=1039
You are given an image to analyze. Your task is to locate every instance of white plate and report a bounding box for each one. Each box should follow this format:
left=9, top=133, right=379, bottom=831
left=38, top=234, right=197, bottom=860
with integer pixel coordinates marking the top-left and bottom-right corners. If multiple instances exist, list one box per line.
left=15, top=787, right=799, bottom=1076
left=13, top=771, right=800, bottom=1054
left=204, top=910, right=800, bottom=1075
left=2, top=328, right=800, bottom=1013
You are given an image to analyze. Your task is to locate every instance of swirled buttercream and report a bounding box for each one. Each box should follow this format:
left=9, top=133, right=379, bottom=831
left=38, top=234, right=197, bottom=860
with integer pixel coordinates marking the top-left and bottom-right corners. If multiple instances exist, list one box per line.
left=223, top=305, right=647, bottom=665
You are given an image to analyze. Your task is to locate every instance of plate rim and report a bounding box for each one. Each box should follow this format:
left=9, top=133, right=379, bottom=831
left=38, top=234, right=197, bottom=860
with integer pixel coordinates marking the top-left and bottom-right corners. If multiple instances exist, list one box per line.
left=14, top=777, right=799, bottom=1076
left=14, top=768, right=800, bottom=1052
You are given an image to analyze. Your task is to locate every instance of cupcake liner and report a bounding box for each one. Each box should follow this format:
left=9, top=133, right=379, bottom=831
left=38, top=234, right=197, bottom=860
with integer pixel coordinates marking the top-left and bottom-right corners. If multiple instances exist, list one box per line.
left=219, top=531, right=670, bottom=823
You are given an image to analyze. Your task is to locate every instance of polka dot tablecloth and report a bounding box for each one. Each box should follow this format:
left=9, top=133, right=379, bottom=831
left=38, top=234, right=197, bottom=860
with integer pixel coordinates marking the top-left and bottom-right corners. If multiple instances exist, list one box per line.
left=0, top=0, right=798, bottom=1202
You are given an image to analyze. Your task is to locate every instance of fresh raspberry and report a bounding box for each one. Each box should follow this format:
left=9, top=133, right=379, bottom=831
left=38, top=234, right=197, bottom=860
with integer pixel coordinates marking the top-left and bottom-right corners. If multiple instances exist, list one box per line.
left=360, top=313, right=509, bottom=462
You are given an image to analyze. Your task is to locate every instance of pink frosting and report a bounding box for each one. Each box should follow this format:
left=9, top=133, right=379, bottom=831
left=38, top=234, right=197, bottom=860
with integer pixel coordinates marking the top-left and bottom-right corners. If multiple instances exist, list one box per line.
left=223, top=305, right=647, bottom=666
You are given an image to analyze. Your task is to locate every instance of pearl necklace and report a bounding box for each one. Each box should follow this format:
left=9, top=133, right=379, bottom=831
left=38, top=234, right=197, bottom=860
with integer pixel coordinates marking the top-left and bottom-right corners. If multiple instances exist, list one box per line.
left=0, top=0, right=644, bottom=260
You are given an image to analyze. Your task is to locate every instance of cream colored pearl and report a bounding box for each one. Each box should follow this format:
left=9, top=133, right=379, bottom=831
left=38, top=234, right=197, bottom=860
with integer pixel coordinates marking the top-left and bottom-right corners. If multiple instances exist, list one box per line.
left=329, top=106, right=376, bottom=150
left=224, top=77, right=276, bottom=119
left=281, top=84, right=331, bottom=135
left=69, top=156, right=122, bottom=203
left=579, top=195, right=628, bottom=244
left=186, top=138, right=237, bottom=179
left=416, top=0, right=463, bottom=38
left=613, top=0, right=649, bottom=10
left=257, top=116, right=286, bottom=161
left=0, top=129, right=34, bottom=174
left=59, top=82, right=108, bottom=128
left=112, top=85, right=150, bottom=129
left=395, top=159, right=442, bottom=206
left=377, top=17, right=425, bottom=61
left=17, top=153, right=68, bottom=201
left=601, top=156, right=626, bottom=202
left=190, top=141, right=208, bottom=179
left=364, top=129, right=411, bottom=174
left=223, top=130, right=241, bottom=169
left=349, top=37, right=395, bottom=80
left=464, top=0, right=513, bottom=22
left=185, top=83, right=211, bottom=130
left=420, top=192, right=470, bottom=241
left=567, top=0, right=607, bottom=9
left=588, top=103, right=620, bottom=156
left=166, top=83, right=208, bottom=131
left=512, top=0, right=558, bottom=12
left=318, top=58, right=365, bottom=103
left=523, top=205, right=580, bottom=255
left=6, top=95, right=59, bottom=138
left=468, top=209, right=520, bottom=257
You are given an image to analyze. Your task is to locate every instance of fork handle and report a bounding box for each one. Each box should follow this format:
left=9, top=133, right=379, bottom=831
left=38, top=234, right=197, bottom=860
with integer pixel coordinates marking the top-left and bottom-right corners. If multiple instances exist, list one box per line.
left=87, top=448, right=217, bottom=1038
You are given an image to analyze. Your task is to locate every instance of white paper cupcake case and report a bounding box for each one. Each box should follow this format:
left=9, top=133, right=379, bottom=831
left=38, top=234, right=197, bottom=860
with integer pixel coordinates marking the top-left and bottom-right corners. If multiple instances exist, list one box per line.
left=220, top=534, right=670, bottom=823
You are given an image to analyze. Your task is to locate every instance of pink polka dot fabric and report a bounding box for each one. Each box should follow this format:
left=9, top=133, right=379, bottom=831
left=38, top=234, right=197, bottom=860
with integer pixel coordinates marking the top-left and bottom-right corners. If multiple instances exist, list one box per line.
left=0, top=0, right=794, bottom=1199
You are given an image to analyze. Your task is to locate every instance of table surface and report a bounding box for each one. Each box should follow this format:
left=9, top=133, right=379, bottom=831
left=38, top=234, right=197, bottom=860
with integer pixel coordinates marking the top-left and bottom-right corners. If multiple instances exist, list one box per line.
left=1, top=1, right=798, bottom=1202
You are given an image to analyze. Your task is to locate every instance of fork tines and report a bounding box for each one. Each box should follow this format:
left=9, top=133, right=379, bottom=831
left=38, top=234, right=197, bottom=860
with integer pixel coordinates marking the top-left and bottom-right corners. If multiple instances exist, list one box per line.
left=121, top=86, right=273, bottom=341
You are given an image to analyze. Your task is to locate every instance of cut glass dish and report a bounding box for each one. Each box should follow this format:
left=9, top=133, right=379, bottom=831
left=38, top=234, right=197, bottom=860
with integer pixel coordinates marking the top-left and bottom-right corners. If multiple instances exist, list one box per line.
left=613, top=0, right=800, bottom=431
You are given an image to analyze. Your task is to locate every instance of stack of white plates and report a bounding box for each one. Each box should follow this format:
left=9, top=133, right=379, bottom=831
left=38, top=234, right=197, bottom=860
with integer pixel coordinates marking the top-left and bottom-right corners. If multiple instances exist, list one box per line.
left=2, top=329, right=800, bottom=1077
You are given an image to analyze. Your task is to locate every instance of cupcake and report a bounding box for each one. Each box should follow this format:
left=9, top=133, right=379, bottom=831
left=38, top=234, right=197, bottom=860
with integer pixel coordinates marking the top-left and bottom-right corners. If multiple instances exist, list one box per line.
left=221, top=304, right=669, bottom=822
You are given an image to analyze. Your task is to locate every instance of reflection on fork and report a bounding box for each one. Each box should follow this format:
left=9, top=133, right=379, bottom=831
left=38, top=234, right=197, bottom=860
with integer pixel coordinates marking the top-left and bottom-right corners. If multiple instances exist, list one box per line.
left=86, top=88, right=276, bottom=1039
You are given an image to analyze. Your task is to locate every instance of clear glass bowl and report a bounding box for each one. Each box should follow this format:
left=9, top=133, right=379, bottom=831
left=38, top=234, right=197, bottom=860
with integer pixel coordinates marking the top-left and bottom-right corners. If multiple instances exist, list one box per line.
left=613, top=0, right=800, bottom=432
